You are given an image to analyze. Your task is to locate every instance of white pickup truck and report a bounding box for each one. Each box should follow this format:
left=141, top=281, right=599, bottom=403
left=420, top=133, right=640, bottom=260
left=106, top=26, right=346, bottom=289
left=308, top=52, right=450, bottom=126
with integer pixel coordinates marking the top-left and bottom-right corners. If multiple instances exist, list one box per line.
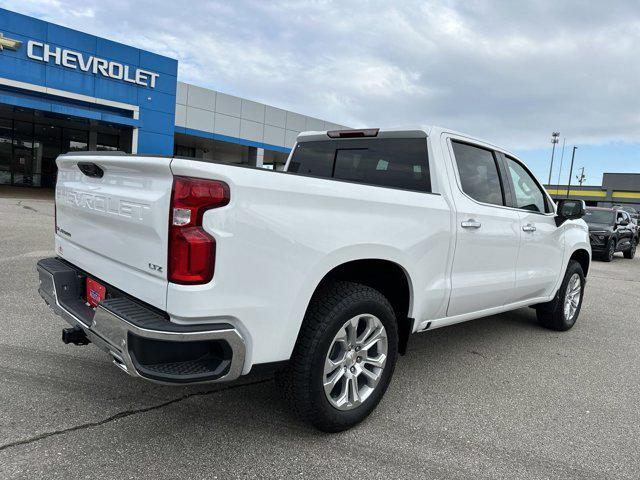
left=37, top=127, right=590, bottom=431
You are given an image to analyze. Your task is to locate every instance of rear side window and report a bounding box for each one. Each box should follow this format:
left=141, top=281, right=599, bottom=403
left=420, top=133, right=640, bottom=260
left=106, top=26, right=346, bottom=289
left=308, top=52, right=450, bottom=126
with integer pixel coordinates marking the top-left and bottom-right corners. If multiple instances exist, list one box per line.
left=451, top=141, right=504, bottom=206
left=288, top=138, right=430, bottom=192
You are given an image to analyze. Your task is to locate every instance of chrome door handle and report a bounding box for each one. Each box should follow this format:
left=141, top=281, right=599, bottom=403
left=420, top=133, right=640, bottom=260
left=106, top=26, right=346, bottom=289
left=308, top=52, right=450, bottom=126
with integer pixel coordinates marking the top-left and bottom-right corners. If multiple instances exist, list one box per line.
left=461, top=219, right=482, bottom=229
left=522, top=224, right=536, bottom=232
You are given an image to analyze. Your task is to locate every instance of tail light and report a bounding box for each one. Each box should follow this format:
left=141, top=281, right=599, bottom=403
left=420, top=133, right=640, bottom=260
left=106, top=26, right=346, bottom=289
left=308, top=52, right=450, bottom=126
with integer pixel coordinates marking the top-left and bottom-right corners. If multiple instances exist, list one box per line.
left=168, top=176, right=230, bottom=285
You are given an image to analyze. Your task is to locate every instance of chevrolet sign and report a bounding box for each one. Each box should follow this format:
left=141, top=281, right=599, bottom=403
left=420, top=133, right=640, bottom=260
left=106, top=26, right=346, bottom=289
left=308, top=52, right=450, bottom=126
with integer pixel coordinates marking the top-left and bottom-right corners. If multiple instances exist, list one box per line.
left=26, top=40, right=160, bottom=88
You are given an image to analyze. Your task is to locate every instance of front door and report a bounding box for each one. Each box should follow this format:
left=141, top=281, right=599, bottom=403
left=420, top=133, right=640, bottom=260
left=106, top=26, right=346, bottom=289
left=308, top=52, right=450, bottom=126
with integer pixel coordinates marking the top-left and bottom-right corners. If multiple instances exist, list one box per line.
left=12, top=141, right=35, bottom=186
left=503, top=155, right=564, bottom=301
left=35, top=124, right=62, bottom=188
left=446, top=138, right=520, bottom=317
left=12, top=121, right=37, bottom=186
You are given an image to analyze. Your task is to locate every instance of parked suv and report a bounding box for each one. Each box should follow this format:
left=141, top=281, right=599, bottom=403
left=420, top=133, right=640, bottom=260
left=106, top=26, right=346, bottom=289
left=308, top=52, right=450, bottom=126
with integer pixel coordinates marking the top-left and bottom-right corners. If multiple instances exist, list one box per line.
left=613, top=205, right=640, bottom=237
left=585, top=207, right=637, bottom=261
left=614, top=205, right=639, bottom=219
left=37, top=127, right=590, bottom=431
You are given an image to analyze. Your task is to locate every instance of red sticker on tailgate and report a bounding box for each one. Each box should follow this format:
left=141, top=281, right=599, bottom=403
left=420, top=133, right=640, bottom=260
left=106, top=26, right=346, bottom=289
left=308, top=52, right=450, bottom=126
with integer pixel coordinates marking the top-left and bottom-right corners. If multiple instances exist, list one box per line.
left=86, top=278, right=106, bottom=308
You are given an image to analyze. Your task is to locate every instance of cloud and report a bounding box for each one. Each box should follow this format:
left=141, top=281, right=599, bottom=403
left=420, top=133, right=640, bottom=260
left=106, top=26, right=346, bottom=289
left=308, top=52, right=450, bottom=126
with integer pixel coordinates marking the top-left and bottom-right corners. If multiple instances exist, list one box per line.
left=2, top=0, right=640, bottom=151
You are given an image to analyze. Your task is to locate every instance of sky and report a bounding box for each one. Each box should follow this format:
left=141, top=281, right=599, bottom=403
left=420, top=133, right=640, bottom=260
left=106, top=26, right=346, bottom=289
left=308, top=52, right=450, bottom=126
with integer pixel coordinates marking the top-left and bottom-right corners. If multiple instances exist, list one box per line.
left=3, top=0, right=640, bottom=185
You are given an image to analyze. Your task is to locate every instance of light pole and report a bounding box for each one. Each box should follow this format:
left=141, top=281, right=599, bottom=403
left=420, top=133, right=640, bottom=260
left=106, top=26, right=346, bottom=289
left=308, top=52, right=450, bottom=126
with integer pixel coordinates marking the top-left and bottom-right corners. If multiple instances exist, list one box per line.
left=547, top=132, right=560, bottom=185
left=556, top=138, right=566, bottom=186
left=566, top=146, right=578, bottom=198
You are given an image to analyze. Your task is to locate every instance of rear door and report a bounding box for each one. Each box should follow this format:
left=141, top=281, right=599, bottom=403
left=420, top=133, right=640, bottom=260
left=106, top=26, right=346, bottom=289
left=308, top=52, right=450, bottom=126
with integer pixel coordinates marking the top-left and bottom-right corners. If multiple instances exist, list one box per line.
left=445, top=137, right=520, bottom=317
left=55, top=153, right=173, bottom=309
left=501, top=154, right=564, bottom=301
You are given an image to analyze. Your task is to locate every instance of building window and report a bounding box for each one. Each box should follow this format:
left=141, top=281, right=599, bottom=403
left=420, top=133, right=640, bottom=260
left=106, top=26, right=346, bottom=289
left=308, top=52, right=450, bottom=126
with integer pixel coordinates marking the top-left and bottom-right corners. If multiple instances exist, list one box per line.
left=63, top=129, right=89, bottom=152
left=175, top=144, right=196, bottom=158
left=97, top=132, right=119, bottom=151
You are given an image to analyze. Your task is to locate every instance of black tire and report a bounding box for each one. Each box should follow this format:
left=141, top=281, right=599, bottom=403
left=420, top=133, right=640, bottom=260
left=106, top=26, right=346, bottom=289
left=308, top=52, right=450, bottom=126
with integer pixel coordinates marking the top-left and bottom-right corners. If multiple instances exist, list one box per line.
left=276, top=281, right=399, bottom=432
left=536, top=260, right=585, bottom=331
left=601, top=239, right=615, bottom=262
left=623, top=239, right=636, bottom=259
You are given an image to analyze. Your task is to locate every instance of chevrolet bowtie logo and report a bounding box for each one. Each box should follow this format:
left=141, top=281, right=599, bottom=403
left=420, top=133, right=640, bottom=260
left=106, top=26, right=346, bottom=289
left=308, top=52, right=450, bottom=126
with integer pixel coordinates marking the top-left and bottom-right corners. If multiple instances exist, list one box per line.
left=0, top=33, right=22, bottom=51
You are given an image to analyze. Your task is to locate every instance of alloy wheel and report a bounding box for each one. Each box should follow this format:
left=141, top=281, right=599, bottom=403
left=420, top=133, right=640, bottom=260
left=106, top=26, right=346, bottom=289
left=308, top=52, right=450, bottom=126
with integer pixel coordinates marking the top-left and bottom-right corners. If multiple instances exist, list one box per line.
left=563, top=273, right=582, bottom=322
left=323, top=314, right=388, bottom=411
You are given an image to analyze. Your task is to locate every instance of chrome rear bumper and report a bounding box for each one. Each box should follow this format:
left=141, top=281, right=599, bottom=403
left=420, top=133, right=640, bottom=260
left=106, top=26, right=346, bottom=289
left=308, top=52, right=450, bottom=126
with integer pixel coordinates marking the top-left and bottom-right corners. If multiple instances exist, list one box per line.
left=37, top=257, right=245, bottom=385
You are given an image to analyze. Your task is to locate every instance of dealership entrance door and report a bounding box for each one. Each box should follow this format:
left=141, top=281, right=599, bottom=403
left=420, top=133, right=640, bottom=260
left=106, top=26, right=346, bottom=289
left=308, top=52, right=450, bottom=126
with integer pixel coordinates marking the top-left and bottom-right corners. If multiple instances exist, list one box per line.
left=0, top=105, right=133, bottom=188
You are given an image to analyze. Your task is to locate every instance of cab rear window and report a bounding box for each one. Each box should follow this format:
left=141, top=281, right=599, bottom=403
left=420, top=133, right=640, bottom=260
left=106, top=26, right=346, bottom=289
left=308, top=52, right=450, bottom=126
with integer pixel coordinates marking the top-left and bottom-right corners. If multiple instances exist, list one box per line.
left=288, top=138, right=431, bottom=192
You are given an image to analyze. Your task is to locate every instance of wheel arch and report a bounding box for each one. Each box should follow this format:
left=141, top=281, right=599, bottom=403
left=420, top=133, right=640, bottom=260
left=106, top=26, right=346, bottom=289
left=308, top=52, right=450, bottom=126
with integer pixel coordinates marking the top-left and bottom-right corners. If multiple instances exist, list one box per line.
left=303, top=258, right=414, bottom=355
left=569, top=248, right=591, bottom=277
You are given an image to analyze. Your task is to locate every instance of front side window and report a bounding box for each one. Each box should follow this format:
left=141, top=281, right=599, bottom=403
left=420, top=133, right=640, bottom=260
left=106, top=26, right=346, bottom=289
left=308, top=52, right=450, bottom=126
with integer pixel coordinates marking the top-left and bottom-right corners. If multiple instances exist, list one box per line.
left=451, top=141, right=504, bottom=206
left=288, top=138, right=430, bottom=191
left=505, top=157, right=549, bottom=213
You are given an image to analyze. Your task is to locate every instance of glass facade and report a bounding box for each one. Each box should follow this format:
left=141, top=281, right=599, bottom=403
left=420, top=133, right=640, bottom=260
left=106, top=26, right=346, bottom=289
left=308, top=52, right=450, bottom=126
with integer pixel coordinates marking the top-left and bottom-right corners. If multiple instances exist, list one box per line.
left=0, top=112, right=291, bottom=188
left=174, top=133, right=289, bottom=170
left=0, top=107, right=132, bottom=188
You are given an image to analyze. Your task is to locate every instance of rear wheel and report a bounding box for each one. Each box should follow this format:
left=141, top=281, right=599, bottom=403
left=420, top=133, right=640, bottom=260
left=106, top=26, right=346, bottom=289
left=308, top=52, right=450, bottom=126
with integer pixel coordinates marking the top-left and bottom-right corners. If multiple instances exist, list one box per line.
left=277, top=281, right=398, bottom=432
left=536, top=260, right=585, bottom=331
left=624, top=239, right=636, bottom=259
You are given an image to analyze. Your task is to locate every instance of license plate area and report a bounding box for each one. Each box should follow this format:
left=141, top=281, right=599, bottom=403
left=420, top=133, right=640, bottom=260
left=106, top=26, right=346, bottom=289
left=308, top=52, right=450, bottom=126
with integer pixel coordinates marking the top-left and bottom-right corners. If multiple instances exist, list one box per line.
left=86, top=277, right=106, bottom=308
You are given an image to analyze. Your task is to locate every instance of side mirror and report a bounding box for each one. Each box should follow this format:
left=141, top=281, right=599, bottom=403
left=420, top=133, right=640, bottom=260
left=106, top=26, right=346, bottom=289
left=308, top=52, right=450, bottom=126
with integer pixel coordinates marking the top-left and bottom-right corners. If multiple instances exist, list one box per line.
left=555, top=199, right=586, bottom=226
left=619, top=220, right=630, bottom=226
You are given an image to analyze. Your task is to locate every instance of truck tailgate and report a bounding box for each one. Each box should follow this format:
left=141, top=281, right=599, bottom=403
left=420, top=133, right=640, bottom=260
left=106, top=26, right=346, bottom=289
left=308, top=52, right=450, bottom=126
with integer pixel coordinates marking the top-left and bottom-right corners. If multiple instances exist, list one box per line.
left=55, top=154, right=173, bottom=309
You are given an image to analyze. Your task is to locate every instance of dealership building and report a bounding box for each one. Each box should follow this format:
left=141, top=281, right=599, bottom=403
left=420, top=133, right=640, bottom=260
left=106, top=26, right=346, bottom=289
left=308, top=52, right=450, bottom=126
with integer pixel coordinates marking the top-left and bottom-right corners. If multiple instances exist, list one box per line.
left=545, top=173, right=640, bottom=210
left=0, top=8, right=346, bottom=188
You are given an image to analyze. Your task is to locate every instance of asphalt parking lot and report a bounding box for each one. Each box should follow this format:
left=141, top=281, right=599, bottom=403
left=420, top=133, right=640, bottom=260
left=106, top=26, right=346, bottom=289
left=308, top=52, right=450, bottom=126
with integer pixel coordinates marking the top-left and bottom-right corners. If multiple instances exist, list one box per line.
left=1, top=191, right=639, bottom=480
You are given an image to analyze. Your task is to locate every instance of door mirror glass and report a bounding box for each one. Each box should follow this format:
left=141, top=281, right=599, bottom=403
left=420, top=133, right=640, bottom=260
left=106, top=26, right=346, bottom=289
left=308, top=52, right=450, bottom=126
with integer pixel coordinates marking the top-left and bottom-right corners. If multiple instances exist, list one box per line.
left=556, top=199, right=586, bottom=225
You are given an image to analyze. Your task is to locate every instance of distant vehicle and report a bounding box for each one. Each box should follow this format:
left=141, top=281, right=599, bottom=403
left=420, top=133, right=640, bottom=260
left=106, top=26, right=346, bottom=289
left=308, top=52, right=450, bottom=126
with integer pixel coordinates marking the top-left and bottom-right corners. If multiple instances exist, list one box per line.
left=37, top=127, right=591, bottom=431
left=613, top=205, right=640, bottom=236
left=614, top=205, right=639, bottom=219
left=585, top=207, right=637, bottom=261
